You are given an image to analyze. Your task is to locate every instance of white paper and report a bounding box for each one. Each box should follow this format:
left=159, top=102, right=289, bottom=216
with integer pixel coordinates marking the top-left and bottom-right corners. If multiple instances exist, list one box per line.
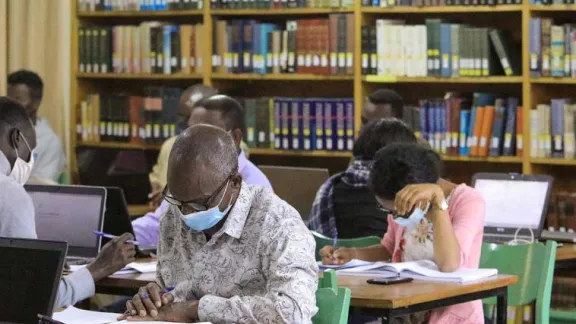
left=317, top=259, right=374, bottom=271
left=54, top=306, right=212, bottom=324
left=68, top=261, right=156, bottom=275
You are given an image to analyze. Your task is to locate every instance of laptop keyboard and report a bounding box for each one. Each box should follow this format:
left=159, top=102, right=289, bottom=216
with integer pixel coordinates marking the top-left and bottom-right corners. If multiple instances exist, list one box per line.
left=483, top=236, right=533, bottom=244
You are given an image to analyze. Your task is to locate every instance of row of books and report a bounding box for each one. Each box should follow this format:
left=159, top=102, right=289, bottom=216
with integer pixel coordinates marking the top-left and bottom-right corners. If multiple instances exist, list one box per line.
left=403, top=93, right=523, bottom=157
left=529, top=18, right=576, bottom=78
left=78, top=23, right=205, bottom=74
left=77, top=88, right=182, bottom=145
left=78, top=0, right=203, bottom=11
left=362, top=0, right=521, bottom=5
left=210, top=0, right=354, bottom=8
left=530, top=99, right=576, bottom=159
left=552, top=277, right=576, bottom=310
left=213, top=16, right=355, bottom=75
left=361, top=20, right=520, bottom=77
left=241, top=97, right=355, bottom=151
left=547, top=191, right=576, bottom=232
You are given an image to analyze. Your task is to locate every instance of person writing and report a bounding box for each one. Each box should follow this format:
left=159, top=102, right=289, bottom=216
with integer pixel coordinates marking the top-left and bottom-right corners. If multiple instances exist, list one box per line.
left=120, top=124, right=318, bottom=323
left=0, top=97, right=136, bottom=308
left=309, top=118, right=418, bottom=238
left=132, top=95, right=272, bottom=246
left=320, top=143, right=486, bottom=324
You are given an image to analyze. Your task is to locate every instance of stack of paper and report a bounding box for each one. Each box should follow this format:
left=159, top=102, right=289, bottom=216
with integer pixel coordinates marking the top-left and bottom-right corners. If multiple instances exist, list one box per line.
left=69, top=261, right=157, bottom=275
left=54, top=306, right=212, bottom=324
left=317, top=259, right=374, bottom=271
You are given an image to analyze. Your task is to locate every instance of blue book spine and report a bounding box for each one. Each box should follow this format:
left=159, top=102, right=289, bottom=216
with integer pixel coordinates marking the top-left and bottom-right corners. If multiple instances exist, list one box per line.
left=345, top=99, right=354, bottom=151
left=163, top=26, right=172, bottom=74
left=373, top=0, right=380, bottom=5
left=274, top=98, right=282, bottom=149
left=434, top=101, right=443, bottom=151
left=419, top=100, right=428, bottom=143
left=427, top=101, right=436, bottom=150
left=440, top=24, right=452, bottom=78
left=439, top=100, right=447, bottom=154
left=290, top=99, right=301, bottom=150
left=459, top=110, right=470, bottom=156
left=315, top=100, right=325, bottom=151
left=281, top=98, right=291, bottom=150
left=237, top=21, right=245, bottom=73
left=324, top=100, right=335, bottom=150
left=336, top=100, right=346, bottom=151
left=307, top=99, right=317, bottom=151
left=465, top=106, right=477, bottom=156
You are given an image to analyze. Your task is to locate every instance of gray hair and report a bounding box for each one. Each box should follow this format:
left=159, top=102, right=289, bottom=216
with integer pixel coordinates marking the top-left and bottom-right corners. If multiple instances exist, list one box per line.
left=169, top=124, right=238, bottom=187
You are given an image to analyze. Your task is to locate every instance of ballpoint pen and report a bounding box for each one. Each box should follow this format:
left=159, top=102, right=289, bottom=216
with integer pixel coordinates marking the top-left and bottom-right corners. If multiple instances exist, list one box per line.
left=93, top=231, right=140, bottom=246
left=332, top=231, right=338, bottom=263
left=142, top=286, right=175, bottom=300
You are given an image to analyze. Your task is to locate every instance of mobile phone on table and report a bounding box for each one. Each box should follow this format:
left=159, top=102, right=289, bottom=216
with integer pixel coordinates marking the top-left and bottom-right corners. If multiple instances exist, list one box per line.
left=366, top=277, right=413, bottom=285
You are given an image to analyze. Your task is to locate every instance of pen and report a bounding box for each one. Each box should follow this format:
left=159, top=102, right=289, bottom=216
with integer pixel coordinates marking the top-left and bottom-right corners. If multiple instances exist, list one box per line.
left=142, top=286, right=175, bottom=300
left=93, top=231, right=140, bottom=246
left=332, top=232, right=338, bottom=263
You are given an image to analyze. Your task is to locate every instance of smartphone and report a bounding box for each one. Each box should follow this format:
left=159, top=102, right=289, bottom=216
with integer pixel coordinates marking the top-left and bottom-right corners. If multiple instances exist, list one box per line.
left=366, top=277, right=413, bottom=285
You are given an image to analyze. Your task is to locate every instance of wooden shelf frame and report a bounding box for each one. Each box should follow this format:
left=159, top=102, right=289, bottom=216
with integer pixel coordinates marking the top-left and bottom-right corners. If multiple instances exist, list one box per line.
left=70, top=0, right=576, bottom=177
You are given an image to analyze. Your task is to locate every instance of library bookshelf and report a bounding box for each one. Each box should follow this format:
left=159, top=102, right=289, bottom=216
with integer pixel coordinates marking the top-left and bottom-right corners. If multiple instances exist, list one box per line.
left=70, top=0, right=576, bottom=188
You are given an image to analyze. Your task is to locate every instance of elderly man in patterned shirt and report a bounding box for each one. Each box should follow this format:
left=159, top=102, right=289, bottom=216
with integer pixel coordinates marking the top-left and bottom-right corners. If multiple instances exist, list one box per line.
left=121, top=124, right=318, bottom=323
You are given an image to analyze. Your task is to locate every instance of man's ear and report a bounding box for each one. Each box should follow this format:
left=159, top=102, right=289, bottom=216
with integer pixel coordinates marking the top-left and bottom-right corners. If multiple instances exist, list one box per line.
left=231, top=129, right=243, bottom=147
left=8, top=128, right=20, bottom=150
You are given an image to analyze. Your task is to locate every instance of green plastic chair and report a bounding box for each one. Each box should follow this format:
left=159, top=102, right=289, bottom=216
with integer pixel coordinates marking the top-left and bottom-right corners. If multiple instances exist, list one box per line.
left=313, top=287, right=352, bottom=324
left=319, top=269, right=338, bottom=290
left=551, top=309, right=576, bottom=323
left=311, top=231, right=381, bottom=261
left=480, top=241, right=557, bottom=324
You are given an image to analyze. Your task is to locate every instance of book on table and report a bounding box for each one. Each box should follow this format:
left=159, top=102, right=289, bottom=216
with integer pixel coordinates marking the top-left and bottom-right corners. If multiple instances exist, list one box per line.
left=320, top=259, right=498, bottom=283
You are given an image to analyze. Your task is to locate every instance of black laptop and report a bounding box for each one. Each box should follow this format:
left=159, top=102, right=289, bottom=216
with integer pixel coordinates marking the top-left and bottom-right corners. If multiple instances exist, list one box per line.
left=102, top=187, right=156, bottom=255
left=0, top=237, right=67, bottom=324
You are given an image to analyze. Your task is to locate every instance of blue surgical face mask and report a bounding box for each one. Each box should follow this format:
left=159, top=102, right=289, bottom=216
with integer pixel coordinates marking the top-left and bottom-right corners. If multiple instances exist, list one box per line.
left=393, top=202, right=430, bottom=227
left=178, top=180, right=233, bottom=231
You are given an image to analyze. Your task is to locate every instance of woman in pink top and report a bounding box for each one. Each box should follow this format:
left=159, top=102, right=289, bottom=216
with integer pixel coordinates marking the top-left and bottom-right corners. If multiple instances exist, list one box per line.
left=320, top=143, right=486, bottom=324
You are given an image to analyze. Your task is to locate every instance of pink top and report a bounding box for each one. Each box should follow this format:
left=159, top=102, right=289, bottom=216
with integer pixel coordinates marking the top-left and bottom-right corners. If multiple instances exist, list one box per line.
left=381, top=184, right=486, bottom=324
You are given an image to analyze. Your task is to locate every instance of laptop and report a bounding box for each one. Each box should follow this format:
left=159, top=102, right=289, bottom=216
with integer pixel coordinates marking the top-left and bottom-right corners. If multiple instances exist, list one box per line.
left=25, top=185, right=107, bottom=261
left=0, top=237, right=67, bottom=324
left=472, top=173, right=553, bottom=244
left=259, top=166, right=330, bottom=223
left=102, top=186, right=156, bottom=255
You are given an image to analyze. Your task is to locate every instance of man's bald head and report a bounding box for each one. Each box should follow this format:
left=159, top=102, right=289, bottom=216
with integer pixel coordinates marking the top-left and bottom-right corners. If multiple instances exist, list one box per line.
left=167, top=124, right=238, bottom=201
left=178, top=84, right=219, bottom=118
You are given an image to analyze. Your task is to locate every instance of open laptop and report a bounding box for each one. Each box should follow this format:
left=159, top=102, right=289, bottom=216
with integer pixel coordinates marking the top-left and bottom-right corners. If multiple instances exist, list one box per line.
left=259, top=166, right=330, bottom=223
left=0, top=237, right=67, bottom=323
left=472, top=173, right=553, bottom=244
left=102, top=186, right=156, bottom=255
left=25, top=185, right=107, bottom=261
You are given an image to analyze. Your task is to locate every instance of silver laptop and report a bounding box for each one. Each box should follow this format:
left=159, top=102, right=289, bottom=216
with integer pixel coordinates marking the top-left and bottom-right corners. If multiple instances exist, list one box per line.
left=259, top=166, right=329, bottom=223
left=472, top=173, right=553, bottom=244
left=25, top=185, right=107, bottom=260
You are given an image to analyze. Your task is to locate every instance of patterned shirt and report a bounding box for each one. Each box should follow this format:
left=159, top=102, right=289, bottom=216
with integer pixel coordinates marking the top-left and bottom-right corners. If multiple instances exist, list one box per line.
left=157, top=183, right=319, bottom=324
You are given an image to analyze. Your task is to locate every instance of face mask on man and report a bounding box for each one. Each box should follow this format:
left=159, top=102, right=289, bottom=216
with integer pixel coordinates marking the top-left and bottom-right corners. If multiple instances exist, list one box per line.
left=176, top=180, right=233, bottom=232
left=393, top=201, right=430, bottom=227
left=10, top=133, right=35, bottom=186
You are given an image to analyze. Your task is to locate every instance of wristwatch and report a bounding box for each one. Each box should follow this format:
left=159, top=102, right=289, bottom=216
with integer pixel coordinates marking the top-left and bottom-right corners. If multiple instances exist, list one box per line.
left=431, top=199, right=449, bottom=211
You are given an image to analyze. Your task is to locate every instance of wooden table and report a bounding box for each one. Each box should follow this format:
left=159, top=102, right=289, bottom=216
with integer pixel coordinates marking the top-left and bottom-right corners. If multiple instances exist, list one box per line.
left=97, top=272, right=517, bottom=324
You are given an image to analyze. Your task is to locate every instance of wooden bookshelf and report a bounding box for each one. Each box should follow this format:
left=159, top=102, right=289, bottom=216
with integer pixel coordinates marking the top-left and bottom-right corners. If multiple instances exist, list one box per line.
left=69, top=0, right=576, bottom=186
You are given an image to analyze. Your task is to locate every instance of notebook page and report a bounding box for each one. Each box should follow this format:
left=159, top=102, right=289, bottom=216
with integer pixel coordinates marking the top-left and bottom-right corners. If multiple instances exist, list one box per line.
left=336, top=262, right=399, bottom=277
left=394, top=260, right=498, bottom=282
left=54, top=306, right=120, bottom=324
left=317, top=259, right=374, bottom=270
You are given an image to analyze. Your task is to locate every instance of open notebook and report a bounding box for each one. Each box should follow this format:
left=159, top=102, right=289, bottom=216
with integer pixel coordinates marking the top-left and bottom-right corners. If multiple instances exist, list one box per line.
left=54, top=306, right=212, bottom=324
left=332, top=259, right=498, bottom=283
left=69, top=261, right=157, bottom=275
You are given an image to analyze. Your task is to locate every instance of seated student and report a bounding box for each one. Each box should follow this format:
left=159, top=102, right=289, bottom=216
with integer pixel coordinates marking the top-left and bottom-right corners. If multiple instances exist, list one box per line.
left=320, top=143, right=486, bottom=324
left=7, top=70, right=66, bottom=183
left=120, top=125, right=318, bottom=323
left=0, top=97, right=135, bottom=308
left=132, top=95, right=272, bottom=246
left=148, top=85, right=251, bottom=207
left=362, top=89, right=404, bottom=124
left=309, top=118, right=418, bottom=238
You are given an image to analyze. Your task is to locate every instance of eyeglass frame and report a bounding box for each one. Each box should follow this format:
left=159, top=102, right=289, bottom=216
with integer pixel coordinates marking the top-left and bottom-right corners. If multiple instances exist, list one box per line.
left=162, top=173, right=235, bottom=212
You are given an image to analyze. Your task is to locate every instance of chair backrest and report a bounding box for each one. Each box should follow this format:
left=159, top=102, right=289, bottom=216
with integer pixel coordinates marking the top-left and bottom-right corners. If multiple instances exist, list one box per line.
left=480, top=241, right=557, bottom=324
left=312, top=231, right=381, bottom=261
left=313, top=287, right=352, bottom=324
left=319, top=269, right=338, bottom=290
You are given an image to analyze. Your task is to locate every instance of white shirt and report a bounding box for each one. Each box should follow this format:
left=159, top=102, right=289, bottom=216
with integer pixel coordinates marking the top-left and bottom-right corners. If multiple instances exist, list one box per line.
left=157, top=183, right=318, bottom=323
left=33, top=118, right=66, bottom=182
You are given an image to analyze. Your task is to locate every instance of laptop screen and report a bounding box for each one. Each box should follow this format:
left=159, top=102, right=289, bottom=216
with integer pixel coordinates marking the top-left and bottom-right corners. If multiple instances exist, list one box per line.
left=26, top=185, right=106, bottom=257
left=0, top=238, right=66, bottom=323
left=474, top=179, right=550, bottom=230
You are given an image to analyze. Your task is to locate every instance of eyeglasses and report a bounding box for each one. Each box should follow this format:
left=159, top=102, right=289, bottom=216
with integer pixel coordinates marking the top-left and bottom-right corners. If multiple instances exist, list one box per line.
left=376, top=203, right=405, bottom=219
left=163, top=174, right=233, bottom=212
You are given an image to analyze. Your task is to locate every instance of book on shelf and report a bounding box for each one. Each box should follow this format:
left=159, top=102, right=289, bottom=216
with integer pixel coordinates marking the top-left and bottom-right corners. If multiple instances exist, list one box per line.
left=211, top=0, right=354, bottom=8
left=212, top=15, right=355, bottom=75
left=77, top=87, right=182, bottom=146
left=362, top=19, right=520, bottom=78
left=531, top=0, right=575, bottom=5
left=327, top=259, right=498, bottom=283
left=530, top=18, right=576, bottom=78
left=78, top=23, right=205, bottom=75
left=239, top=97, right=354, bottom=152
left=77, top=0, right=204, bottom=11
left=402, top=93, right=522, bottom=157
left=362, top=0, right=521, bottom=6
left=530, top=99, right=576, bottom=159
left=547, top=192, right=576, bottom=233
left=552, top=277, right=576, bottom=310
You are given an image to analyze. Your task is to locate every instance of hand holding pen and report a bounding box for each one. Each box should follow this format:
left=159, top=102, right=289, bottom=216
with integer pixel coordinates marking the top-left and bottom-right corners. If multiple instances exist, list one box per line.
left=120, top=283, right=175, bottom=319
left=93, top=231, right=140, bottom=246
